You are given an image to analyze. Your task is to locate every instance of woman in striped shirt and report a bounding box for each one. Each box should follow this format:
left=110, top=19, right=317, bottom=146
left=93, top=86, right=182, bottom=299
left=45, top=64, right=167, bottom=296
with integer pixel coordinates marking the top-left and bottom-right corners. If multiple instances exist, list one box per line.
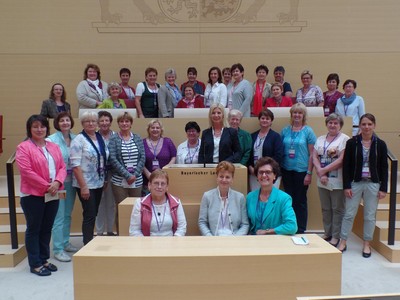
left=108, top=112, right=145, bottom=234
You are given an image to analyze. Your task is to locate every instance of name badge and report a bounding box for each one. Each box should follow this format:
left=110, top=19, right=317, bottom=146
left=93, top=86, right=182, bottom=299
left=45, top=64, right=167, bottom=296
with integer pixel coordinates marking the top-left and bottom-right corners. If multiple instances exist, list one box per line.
left=289, top=148, right=296, bottom=159
left=362, top=166, right=370, bottom=178
left=324, top=107, right=330, bottom=117
left=152, top=159, right=160, bottom=170
left=320, top=157, right=327, bottom=167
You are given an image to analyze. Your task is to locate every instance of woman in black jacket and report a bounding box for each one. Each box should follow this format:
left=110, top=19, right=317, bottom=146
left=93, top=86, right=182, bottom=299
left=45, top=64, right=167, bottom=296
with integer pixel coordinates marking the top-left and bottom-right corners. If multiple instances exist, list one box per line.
left=198, top=103, right=241, bottom=164
left=337, top=113, right=388, bottom=258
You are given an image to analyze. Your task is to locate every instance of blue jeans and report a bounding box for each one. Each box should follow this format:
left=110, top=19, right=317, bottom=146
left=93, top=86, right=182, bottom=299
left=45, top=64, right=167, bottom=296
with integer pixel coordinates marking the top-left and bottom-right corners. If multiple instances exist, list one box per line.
left=76, top=187, right=103, bottom=245
left=20, top=196, right=59, bottom=269
left=52, top=181, right=76, bottom=253
left=282, top=169, right=308, bottom=233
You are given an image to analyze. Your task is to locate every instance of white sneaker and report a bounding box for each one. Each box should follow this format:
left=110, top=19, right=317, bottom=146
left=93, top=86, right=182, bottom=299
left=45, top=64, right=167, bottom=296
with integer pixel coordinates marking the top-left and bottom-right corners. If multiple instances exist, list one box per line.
left=54, top=251, right=71, bottom=262
left=64, top=243, right=78, bottom=252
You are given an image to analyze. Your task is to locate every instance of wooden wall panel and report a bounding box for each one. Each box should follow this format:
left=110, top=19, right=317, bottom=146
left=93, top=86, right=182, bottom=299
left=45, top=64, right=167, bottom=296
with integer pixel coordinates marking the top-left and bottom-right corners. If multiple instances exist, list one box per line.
left=1, top=0, right=399, bottom=171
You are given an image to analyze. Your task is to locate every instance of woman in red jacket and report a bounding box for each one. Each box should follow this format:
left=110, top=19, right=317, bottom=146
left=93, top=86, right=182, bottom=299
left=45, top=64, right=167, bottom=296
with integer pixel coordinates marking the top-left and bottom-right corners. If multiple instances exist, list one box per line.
left=176, top=85, right=205, bottom=109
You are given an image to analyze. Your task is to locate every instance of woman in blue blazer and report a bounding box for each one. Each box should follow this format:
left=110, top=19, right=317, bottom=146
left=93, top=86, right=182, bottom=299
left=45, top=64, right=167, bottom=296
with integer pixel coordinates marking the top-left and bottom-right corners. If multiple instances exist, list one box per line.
left=249, top=109, right=283, bottom=190
left=198, top=103, right=242, bottom=164
left=247, top=157, right=297, bottom=235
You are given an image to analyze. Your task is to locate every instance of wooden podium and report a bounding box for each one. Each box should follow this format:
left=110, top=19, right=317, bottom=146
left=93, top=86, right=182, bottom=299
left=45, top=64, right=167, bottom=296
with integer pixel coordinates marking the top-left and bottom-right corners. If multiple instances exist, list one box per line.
left=73, top=234, right=341, bottom=300
left=163, top=164, right=248, bottom=202
left=118, top=164, right=248, bottom=236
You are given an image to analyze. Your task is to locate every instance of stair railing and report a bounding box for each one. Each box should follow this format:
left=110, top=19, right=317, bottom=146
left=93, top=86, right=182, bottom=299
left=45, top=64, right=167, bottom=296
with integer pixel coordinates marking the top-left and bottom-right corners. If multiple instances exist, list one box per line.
left=6, top=152, right=18, bottom=249
left=387, top=148, right=398, bottom=245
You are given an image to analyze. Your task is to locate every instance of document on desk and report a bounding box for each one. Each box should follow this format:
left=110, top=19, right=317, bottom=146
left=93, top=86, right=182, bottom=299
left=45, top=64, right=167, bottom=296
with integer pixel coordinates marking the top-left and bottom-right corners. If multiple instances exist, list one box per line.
left=291, top=236, right=309, bottom=245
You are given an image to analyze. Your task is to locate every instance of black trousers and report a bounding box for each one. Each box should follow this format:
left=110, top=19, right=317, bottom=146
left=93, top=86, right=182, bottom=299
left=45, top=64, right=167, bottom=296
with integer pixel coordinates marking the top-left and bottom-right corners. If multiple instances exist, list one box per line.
left=76, top=188, right=103, bottom=245
left=281, top=169, right=309, bottom=233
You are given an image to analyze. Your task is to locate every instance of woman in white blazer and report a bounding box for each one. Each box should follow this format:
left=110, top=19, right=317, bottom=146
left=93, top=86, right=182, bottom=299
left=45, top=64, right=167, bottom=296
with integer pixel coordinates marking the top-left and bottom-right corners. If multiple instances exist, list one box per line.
left=76, top=63, right=108, bottom=109
left=198, top=161, right=249, bottom=236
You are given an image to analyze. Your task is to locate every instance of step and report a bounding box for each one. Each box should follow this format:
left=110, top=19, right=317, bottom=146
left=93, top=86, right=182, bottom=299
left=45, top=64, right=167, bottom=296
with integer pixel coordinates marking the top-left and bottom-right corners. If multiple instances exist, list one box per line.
left=0, top=207, right=25, bottom=225
left=0, top=196, right=21, bottom=208
left=376, top=203, right=400, bottom=221
left=0, top=224, right=26, bottom=245
left=375, top=221, right=400, bottom=241
left=0, top=175, right=21, bottom=198
left=378, top=193, right=400, bottom=205
left=0, top=244, right=26, bottom=268
left=354, top=205, right=400, bottom=262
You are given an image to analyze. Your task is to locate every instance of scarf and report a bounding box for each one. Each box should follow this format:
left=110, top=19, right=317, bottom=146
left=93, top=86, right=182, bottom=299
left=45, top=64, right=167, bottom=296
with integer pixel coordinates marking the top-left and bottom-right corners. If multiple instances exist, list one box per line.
left=341, top=93, right=357, bottom=106
left=252, top=81, right=265, bottom=116
left=86, top=79, right=104, bottom=99
left=166, top=83, right=182, bottom=107
left=183, top=98, right=195, bottom=108
left=81, top=131, right=107, bottom=179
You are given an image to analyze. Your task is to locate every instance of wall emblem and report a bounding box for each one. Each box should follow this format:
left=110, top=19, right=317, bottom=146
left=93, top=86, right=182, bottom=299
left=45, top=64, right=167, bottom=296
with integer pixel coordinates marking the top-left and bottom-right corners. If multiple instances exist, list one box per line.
left=93, top=0, right=307, bottom=33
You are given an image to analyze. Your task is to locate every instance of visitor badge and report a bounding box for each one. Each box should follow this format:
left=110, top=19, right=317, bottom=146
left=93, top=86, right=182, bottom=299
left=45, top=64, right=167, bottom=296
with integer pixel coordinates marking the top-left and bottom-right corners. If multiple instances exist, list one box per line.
left=362, top=167, right=370, bottom=178
left=152, top=159, right=160, bottom=170
left=289, top=148, right=296, bottom=159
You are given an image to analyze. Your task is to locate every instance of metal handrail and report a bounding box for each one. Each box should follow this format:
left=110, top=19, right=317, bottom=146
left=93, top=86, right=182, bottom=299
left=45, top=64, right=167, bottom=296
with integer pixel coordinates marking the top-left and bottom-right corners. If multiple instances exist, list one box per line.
left=6, top=152, right=18, bottom=249
left=387, top=148, right=398, bottom=245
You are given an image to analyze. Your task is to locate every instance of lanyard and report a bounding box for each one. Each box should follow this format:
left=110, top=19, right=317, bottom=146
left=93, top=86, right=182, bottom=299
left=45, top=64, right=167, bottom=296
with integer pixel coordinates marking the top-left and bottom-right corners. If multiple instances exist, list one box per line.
left=81, top=131, right=106, bottom=178
left=256, top=195, right=268, bottom=228
left=186, top=139, right=199, bottom=164
left=219, top=198, right=229, bottom=229
left=323, top=133, right=339, bottom=156
left=290, top=126, right=302, bottom=148
left=152, top=201, right=167, bottom=232
left=255, top=131, right=268, bottom=149
left=119, top=132, right=133, bottom=163
left=149, top=138, right=162, bottom=159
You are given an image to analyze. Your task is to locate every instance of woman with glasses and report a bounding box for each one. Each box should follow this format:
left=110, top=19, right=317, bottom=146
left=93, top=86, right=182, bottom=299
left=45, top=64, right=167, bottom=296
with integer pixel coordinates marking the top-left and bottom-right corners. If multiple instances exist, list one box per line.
left=129, top=169, right=187, bottom=236
left=247, top=157, right=297, bottom=235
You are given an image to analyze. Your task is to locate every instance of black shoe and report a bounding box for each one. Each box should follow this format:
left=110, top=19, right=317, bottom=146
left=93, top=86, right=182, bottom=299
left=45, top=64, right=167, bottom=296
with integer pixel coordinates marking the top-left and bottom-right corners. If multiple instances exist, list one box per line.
left=338, top=245, right=347, bottom=253
left=362, top=247, right=372, bottom=258
left=329, top=240, right=340, bottom=247
left=322, top=236, right=332, bottom=242
left=31, top=266, right=51, bottom=276
left=107, top=232, right=116, bottom=236
left=43, top=263, right=58, bottom=272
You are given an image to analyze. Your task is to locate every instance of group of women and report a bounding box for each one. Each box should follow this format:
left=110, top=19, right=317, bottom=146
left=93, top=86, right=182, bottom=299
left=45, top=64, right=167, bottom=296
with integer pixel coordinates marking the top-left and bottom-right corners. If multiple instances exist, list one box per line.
left=21, top=64, right=386, bottom=277
left=40, top=64, right=365, bottom=141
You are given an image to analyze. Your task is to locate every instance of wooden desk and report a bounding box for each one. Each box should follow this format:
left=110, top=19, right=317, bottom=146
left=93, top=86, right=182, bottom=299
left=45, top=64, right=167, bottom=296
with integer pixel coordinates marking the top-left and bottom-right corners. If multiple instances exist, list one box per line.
left=73, top=234, right=341, bottom=300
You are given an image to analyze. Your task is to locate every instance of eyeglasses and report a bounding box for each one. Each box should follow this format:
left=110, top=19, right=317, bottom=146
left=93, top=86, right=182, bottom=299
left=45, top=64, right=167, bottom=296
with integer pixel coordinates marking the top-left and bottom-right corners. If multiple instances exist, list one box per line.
left=258, top=170, right=274, bottom=176
left=151, top=181, right=167, bottom=187
left=83, top=120, right=97, bottom=124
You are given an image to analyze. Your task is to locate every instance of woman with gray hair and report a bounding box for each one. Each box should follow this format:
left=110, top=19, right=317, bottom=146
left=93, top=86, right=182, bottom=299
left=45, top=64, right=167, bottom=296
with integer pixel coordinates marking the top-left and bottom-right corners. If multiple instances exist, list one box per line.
left=70, top=111, right=109, bottom=245
left=98, top=82, right=127, bottom=109
left=157, top=68, right=181, bottom=118
left=312, top=113, right=349, bottom=246
left=228, top=109, right=252, bottom=166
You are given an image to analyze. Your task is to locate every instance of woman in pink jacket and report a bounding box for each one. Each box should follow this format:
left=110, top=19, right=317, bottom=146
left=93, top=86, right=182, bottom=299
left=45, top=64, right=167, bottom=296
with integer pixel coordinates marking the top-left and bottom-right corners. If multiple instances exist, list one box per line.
left=16, top=115, right=66, bottom=276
